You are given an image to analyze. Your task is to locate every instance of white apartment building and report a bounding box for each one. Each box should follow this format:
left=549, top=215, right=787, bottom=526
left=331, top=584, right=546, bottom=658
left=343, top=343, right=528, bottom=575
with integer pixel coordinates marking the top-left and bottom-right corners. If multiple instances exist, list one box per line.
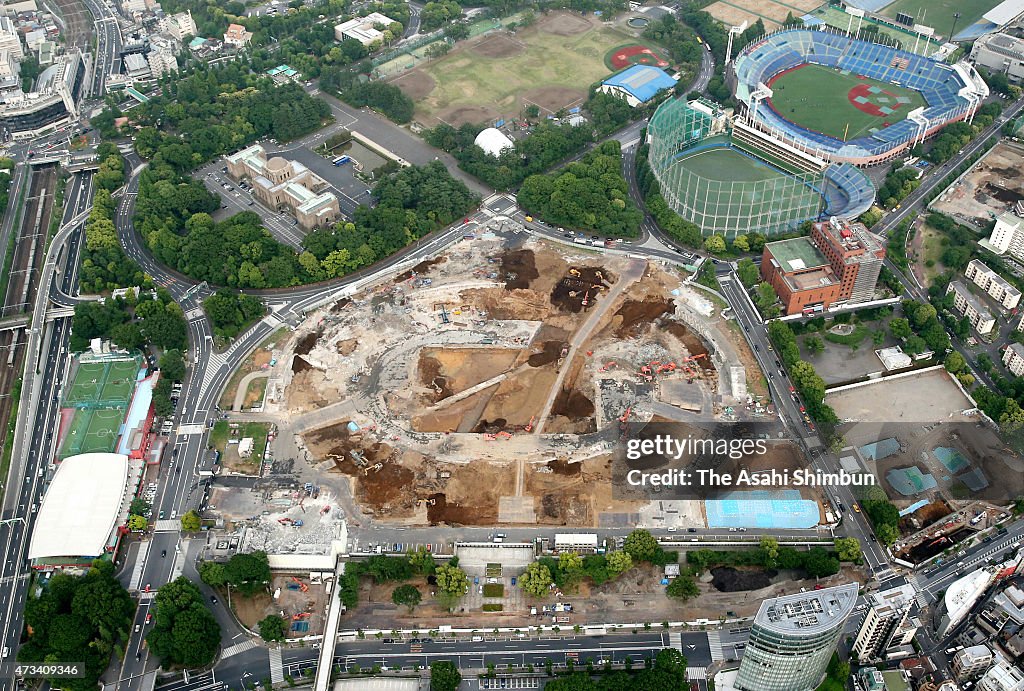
left=966, top=259, right=1022, bottom=309
left=948, top=280, right=996, bottom=335
left=984, top=212, right=1024, bottom=260
left=0, top=16, right=23, bottom=60
left=162, top=11, right=197, bottom=41
left=979, top=661, right=1024, bottom=691
left=1004, top=343, right=1024, bottom=377
left=334, top=12, right=396, bottom=45
left=954, top=645, right=994, bottom=680
left=147, top=51, right=178, bottom=79
left=853, top=583, right=918, bottom=661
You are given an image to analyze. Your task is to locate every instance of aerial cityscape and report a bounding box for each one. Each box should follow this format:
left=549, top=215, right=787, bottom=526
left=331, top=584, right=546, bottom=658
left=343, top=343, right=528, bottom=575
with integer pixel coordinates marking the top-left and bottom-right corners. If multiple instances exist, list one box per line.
left=5, top=0, right=1024, bottom=689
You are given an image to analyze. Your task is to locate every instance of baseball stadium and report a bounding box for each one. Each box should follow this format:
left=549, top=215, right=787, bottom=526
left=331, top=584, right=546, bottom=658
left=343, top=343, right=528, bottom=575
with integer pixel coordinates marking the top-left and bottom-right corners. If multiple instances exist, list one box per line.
left=647, top=98, right=875, bottom=238
left=732, top=28, right=989, bottom=166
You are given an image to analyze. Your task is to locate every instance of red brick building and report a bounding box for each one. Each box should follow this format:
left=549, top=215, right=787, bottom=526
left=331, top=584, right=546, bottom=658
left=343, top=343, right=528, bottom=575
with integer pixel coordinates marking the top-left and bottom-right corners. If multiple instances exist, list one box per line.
left=760, top=218, right=885, bottom=315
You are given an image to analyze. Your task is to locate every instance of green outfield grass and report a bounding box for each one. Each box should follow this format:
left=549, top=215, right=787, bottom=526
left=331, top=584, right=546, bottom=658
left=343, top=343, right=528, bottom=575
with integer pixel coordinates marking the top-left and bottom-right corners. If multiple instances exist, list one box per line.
left=768, top=63, right=927, bottom=141
left=674, top=144, right=823, bottom=234
left=880, top=0, right=1001, bottom=40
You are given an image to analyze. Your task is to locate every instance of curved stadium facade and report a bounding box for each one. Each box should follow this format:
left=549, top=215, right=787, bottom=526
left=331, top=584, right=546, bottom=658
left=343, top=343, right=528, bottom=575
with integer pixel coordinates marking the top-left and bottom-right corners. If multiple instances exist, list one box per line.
left=733, top=28, right=989, bottom=166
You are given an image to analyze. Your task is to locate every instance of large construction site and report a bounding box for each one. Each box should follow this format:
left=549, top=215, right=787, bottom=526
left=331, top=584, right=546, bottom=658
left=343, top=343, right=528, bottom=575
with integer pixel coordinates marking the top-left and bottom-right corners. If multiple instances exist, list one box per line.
left=261, top=232, right=808, bottom=528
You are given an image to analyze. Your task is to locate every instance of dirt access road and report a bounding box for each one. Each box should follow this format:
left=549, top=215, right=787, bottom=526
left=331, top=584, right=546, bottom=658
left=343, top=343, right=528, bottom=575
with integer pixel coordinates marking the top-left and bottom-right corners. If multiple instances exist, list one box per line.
left=536, top=258, right=646, bottom=433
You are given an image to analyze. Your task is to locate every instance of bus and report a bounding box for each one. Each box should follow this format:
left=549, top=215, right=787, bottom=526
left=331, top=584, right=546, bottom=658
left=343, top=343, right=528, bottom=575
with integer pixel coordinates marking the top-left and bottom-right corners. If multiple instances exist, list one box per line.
left=332, top=155, right=351, bottom=166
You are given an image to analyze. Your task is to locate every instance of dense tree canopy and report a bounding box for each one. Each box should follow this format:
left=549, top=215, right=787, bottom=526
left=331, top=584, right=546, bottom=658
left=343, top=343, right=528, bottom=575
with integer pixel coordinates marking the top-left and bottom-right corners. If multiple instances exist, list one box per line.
left=545, top=648, right=688, bottom=690
left=204, top=290, right=265, bottom=338
left=20, top=561, right=134, bottom=691
left=518, top=141, right=641, bottom=236
left=148, top=577, right=221, bottom=667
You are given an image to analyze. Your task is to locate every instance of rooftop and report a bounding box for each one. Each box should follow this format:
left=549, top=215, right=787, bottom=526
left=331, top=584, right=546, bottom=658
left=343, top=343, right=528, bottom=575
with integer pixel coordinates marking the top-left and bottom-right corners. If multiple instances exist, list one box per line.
left=602, top=65, right=677, bottom=103
left=985, top=0, right=1024, bottom=26
left=28, top=453, right=130, bottom=560
left=754, top=582, right=858, bottom=635
left=948, top=281, right=995, bottom=321
left=766, top=236, right=830, bottom=273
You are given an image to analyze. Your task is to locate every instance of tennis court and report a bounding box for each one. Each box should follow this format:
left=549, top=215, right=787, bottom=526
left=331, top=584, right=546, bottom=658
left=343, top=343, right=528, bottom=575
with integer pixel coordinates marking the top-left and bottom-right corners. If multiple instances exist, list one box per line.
left=705, top=489, right=820, bottom=529
left=59, top=407, right=125, bottom=457
left=767, top=63, right=927, bottom=141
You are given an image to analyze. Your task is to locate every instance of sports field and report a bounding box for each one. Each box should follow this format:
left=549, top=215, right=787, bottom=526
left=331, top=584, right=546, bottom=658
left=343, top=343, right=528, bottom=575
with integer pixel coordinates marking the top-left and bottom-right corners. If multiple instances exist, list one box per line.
left=672, top=144, right=823, bottom=236
left=59, top=407, right=125, bottom=457
left=880, top=0, right=1002, bottom=40
left=767, top=63, right=927, bottom=141
left=65, top=357, right=140, bottom=406
left=391, top=12, right=640, bottom=127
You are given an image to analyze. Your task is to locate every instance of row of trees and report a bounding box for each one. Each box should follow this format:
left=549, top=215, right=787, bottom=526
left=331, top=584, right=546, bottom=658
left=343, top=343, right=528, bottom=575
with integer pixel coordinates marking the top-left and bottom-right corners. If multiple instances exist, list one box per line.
left=320, top=64, right=415, bottom=123
left=199, top=551, right=272, bottom=596
left=768, top=321, right=839, bottom=430
left=687, top=536, right=855, bottom=578
left=517, top=141, right=641, bottom=237
left=20, top=561, right=135, bottom=691
left=81, top=145, right=147, bottom=294
left=544, top=648, right=689, bottom=691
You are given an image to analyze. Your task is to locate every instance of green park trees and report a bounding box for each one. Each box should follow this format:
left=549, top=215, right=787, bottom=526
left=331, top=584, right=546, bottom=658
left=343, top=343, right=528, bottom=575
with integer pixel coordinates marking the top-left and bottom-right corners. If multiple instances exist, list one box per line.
left=180, top=510, right=201, bottom=532
left=430, top=660, right=462, bottom=691
left=435, top=563, right=469, bottom=611
left=623, top=529, right=658, bottom=562
left=391, top=584, right=422, bottom=612
left=20, top=561, right=134, bottom=690
left=519, top=562, right=554, bottom=598
left=203, top=290, right=266, bottom=339
left=258, top=615, right=287, bottom=642
left=148, top=577, right=221, bottom=667
left=517, top=140, right=642, bottom=237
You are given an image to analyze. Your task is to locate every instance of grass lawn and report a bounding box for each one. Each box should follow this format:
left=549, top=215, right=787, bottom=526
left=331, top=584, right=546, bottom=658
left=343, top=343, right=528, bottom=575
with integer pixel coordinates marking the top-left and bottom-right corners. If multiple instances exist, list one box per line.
left=212, top=420, right=271, bottom=473
left=824, top=324, right=872, bottom=348
left=408, top=17, right=634, bottom=123
left=880, top=0, right=1002, bottom=39
left=768, top=64, right=927, bottom=141
left=918, top=223, right=946, bottom=285
left=675, top=146, right=823, bottom=234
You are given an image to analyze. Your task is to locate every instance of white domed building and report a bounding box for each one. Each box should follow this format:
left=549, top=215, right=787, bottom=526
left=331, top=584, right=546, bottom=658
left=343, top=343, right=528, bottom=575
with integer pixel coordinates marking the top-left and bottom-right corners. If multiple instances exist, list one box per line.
left=473, top=127, right=514, bottom=157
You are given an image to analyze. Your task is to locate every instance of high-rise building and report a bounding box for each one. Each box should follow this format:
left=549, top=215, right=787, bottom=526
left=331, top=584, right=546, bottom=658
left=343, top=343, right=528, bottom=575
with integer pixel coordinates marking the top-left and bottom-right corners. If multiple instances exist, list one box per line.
left=983, top=212, right=1024, bottom=259
left=760, top=217, right=885, bottom=315
left=853, top=583, right=918, bottom=661
left=0, top=16, right=23, bottom=60
left=733, top=582, right=858, bottom=691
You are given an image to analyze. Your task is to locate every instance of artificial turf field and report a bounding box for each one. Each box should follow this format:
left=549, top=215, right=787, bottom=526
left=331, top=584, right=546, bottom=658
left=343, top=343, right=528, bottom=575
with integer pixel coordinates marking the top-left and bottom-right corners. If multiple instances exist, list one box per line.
left=880, top=0, right=1001, bottom=40
left=767, top=63, right=927, bottom=141
left=673, top=144, right=823, bottom=235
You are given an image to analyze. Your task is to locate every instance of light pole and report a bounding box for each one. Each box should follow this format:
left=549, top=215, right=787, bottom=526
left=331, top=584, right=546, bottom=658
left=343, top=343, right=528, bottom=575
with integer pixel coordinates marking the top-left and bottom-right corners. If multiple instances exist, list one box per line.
left=949, top=12, right=961, bottom=42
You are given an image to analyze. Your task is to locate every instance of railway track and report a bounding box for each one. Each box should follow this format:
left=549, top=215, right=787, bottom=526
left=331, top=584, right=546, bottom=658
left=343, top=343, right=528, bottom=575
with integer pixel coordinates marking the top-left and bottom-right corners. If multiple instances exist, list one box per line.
left=0, top=164, right=59, bottom=473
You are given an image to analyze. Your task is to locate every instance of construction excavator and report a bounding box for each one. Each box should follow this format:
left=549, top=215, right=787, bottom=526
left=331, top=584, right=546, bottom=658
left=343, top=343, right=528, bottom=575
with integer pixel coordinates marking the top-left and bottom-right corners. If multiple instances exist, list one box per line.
left=291, top=577, right=308, bottom=593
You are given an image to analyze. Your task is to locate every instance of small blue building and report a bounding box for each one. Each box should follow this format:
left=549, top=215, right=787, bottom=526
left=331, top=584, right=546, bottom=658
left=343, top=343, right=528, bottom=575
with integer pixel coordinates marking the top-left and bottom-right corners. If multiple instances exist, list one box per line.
left=599, top=65, right=677, bottom=107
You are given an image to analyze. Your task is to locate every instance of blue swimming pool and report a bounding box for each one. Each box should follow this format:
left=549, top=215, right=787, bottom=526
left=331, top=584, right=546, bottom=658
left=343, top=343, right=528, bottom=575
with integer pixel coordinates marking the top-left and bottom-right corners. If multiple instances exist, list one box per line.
left=705, top=490, right=820, bottom=529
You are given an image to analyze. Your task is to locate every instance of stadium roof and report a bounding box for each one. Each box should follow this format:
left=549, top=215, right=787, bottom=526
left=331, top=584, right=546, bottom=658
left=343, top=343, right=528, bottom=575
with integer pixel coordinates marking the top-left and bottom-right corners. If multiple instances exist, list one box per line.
left=985, top=0, right=1024, bottom=27
left=602, top=65, right=676, bottom=104
left=28, top=453, right=129, bottom=561
left=765, top=237, right=829, bottom=273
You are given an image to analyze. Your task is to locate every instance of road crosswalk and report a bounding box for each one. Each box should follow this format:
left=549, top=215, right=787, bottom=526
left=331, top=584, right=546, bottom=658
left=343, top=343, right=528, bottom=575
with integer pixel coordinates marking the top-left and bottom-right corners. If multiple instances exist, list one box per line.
left=221, top=639, right=258, bottom=659
left=269, top=646, right=284, bottom=683
left=707, top=630, right=724, bottom=661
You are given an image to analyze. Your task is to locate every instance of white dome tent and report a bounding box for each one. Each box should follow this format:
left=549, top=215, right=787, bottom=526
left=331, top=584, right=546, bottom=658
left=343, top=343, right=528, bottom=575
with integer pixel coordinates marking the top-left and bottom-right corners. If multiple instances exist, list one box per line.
left=473, top=127, right=514, bottom=157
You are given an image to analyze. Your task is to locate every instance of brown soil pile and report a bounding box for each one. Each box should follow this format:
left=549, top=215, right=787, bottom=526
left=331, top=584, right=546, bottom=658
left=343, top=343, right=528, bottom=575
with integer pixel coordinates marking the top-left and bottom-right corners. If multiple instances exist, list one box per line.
left=336, top=338, right=358, bottom=355
left=418, top=353, right=452, bottom=402
left=473, top=34, right=525, bottom=59
left=471, top=418, right=508, bottom=434
left=330, top=297, right=351, bottom=314
left=397, top=256, right=446, bottom=282
left=662, top=320, right=715, bottom=373
left=711, top=567, right=778, bottom=592
left=527, top=340, right=565, bottom=367
left=551, top=389, right=595, bottom=419
left=292, top=355, right=314, bottom=373
left=547, top=458, right=582, bottom=476
left=295, top=330, right=320, bottom=356
left=550, top=266, right=613, bottom=313
left=425, top=492, right=497, bottom=525
left=308, top=424, right=413, bottom=508
left=501, top=249, right=540, bottom=290
left=614, top=299, right=674, bottom=338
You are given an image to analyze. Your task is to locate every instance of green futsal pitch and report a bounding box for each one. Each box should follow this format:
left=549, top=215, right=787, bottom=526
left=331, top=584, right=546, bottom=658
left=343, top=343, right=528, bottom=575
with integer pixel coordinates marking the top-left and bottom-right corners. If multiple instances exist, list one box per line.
left=767, top=63, right=927, bottom=142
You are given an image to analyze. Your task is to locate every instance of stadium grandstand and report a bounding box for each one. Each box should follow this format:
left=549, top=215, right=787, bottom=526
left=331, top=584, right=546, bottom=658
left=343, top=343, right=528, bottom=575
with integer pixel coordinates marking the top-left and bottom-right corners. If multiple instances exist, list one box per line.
left=646, top=98, right=875, bottom=238
left=731, top=28, right=989, bottom=166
